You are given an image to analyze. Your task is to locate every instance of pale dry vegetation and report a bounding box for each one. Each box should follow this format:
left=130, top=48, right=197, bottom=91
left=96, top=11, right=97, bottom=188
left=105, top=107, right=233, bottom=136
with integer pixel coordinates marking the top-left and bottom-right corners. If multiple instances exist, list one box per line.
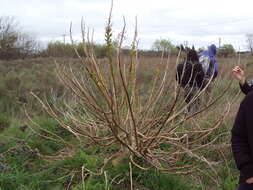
left=25, top=3, right=247, bottom=189
left=1, top=1, right=252, bottom=189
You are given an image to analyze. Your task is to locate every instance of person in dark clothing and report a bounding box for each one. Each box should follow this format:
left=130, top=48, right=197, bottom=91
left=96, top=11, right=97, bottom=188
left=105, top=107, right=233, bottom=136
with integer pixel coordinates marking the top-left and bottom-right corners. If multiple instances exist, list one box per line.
left=231, top=65, right=253, bottom=189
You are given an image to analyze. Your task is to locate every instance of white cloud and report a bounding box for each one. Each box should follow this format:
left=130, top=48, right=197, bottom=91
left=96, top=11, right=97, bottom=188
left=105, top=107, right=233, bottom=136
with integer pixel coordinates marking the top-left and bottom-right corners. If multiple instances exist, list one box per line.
left=1, top=0, right=253, bottom=50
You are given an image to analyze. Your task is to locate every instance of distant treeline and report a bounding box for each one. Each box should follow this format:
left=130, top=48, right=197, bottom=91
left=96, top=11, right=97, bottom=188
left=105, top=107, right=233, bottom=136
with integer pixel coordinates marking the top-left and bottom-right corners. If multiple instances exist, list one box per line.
left=0, top=15, right=246, bottom=60
left=40, top=41, right=183, bottom=58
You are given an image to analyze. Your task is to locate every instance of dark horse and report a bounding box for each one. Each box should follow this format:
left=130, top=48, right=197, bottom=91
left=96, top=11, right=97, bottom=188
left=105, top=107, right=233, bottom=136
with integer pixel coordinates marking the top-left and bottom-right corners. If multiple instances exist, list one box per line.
left=176, top=46, right=205, bottom=114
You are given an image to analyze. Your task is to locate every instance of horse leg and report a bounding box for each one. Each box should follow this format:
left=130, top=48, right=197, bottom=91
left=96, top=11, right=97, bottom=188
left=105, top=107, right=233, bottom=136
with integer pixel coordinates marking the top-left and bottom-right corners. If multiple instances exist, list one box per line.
left=184, top=86, right=200, bottom=115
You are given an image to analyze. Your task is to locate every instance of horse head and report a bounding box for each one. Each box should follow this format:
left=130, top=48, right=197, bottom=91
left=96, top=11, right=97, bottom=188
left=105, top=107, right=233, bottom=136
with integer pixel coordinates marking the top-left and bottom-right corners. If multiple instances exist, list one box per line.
left=177, top=45, right=199, bottom=64
left=176, top=45, right=204, bottom=88
left=186, top=46, right=199, bottom=63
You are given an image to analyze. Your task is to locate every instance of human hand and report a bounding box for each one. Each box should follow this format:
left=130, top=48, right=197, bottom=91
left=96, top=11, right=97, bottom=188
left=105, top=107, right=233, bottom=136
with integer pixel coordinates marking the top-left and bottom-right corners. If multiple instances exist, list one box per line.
left=232, top=66, right=246, bottom=85
left=246, top=177, right=253, bottom=184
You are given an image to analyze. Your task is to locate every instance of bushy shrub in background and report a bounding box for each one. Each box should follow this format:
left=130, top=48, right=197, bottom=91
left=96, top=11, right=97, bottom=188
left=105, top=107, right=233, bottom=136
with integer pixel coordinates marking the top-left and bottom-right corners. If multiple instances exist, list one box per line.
left=218, top=44, right=236, bottom=58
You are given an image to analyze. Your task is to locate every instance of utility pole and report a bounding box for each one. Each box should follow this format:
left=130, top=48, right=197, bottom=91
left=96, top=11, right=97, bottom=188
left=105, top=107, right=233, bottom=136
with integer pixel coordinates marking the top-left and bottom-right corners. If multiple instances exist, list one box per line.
left=218, top=38, right=221, bottom=48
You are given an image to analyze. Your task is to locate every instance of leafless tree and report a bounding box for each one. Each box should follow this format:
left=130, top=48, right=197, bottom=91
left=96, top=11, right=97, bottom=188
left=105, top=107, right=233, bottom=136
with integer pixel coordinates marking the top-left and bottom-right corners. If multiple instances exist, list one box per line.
left=0, top=16, right=39, bottom=59
left=246, top=33, right=253, bottom=53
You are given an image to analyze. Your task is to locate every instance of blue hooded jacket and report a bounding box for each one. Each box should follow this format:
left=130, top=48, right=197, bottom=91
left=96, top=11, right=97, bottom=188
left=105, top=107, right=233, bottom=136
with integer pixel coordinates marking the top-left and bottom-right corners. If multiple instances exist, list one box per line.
left=198, top=44, right=218, bottom=78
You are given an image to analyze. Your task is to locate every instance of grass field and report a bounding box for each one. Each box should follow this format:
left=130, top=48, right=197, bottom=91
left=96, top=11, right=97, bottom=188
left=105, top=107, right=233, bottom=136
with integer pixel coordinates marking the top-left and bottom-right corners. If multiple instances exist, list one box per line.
left=0, top=54, right=253, bottom=190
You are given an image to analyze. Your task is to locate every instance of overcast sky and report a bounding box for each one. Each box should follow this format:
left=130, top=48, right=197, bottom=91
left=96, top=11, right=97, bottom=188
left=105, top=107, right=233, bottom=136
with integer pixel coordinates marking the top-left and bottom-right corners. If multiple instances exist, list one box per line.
left=2, top=0, right=253, bottom=50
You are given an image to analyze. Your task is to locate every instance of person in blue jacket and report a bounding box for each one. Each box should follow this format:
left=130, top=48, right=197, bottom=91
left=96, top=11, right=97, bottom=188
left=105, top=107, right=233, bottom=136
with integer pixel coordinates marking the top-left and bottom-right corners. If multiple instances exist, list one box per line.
left=231, top=65, right=253, bottom=189
left=198, top=44, right=218, bottom=102
left=198, top=44, right=218, bottom=80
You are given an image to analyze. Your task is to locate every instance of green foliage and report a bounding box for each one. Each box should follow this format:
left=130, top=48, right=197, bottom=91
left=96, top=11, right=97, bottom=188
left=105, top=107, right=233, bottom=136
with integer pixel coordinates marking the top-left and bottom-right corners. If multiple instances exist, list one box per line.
left=58, top=150, right=101, bottom=170
left=27, top=117, right=74, bottom=155
left=72, top=176, right=106, bottom=190
left=152, top=39, right=175, bottom=52
left=44, top=41, right=112, bottom=58
left=45, top=41, right=76, bottom=57
left=0, top=152, right=73, bottom=190
left=0, top=135, right=60, bottom=190
left=0, top=54, right=247, bottom=189
left=219, top=177, right=238, bottom=190
left=32, top=117, right=71, bottom=138
left=137, top=169, right=190, bottom=190
left=0, top=138, right=100, bottom=189
left=216, top=159, right=238, bottom=190
left=71, top=158, right=192, bottom=190
left=0, top=113, right=10, bottom=131
left=218, top=44, right=236, bottom=57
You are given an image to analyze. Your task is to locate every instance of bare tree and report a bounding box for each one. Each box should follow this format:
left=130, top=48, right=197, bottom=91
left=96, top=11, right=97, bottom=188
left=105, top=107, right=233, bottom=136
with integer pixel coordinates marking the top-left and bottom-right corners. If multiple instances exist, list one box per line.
left=0, top=16, right=19, bottom=59
left=246, top=33, right=253, bottom=53
left=16, top=33, right=39, bottom=58
left=0, top=16, right=38, bottom=59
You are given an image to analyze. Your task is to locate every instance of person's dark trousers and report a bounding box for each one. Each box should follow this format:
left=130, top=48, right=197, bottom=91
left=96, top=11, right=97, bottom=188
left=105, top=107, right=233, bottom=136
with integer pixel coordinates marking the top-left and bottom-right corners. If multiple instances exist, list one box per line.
left=237, top=182, right=253, bottom=190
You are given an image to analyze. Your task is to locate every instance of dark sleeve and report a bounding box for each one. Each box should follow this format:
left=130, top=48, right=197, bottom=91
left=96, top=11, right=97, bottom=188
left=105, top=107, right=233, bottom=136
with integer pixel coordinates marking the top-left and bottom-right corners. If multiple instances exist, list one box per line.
left=231, top=92, right=253, bottom=179
left=240, top=82, right=253, bottom=95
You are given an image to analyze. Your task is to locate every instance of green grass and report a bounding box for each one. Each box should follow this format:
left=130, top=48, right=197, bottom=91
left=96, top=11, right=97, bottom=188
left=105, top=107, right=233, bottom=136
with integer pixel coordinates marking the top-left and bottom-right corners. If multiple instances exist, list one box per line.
left=0, top=56, right=246, bottom=189
left=0, top=113, right=11, bottom=132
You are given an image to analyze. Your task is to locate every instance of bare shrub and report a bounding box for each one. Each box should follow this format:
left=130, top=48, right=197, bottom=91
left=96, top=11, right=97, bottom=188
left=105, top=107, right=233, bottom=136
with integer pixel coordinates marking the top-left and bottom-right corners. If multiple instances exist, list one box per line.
left=29, top=2, right=237, bottom=186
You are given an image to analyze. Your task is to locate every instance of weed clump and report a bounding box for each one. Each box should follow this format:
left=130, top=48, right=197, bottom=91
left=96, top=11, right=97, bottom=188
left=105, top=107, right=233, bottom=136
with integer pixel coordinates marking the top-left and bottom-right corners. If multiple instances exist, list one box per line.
left=0, top=113, right=10, bottom=132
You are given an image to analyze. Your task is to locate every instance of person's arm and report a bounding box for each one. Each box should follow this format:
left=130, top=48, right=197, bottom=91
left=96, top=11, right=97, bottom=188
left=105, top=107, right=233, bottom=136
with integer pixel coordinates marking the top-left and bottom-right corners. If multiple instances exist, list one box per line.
left=232, top=66, right=253, bottom=94
left=246, top=177, right=253, bottom=184
left=232, top=92, right=253, bottom=183
left=239, top=82, right=253, bottom=95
